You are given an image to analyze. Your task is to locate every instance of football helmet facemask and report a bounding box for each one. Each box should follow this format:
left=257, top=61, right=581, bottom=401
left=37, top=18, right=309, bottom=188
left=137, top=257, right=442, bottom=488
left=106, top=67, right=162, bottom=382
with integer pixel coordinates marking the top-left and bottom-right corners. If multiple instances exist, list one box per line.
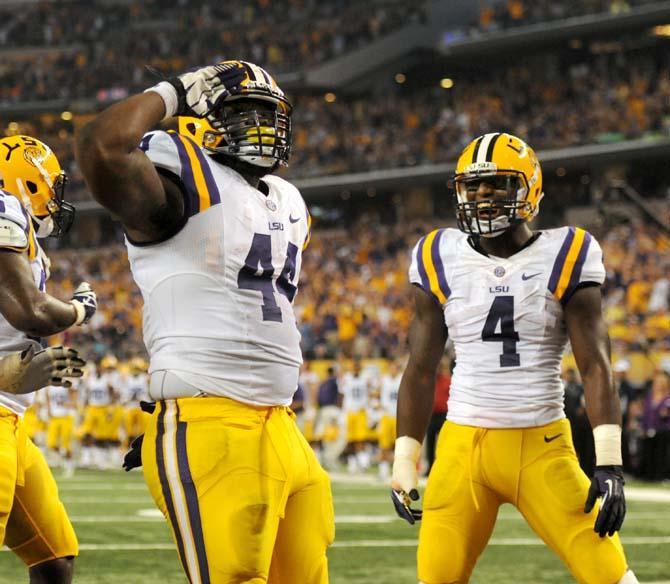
left=0, top=135, right=74, bottom=237
left=452, top=132, right=543, bottom=237
left=179, top=60, right=291, bottom=170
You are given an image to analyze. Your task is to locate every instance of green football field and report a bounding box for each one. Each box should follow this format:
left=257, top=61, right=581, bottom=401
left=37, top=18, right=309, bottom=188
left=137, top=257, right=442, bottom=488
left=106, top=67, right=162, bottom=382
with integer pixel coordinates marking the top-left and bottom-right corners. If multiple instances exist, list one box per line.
left=1, top=470, right=669, bottom=583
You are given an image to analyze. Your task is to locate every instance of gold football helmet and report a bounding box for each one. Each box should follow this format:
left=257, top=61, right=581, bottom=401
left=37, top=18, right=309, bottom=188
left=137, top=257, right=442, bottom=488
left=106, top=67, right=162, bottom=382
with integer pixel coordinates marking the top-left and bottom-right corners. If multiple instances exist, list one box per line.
left=453, top=132, right=543, bottom=237
left=0, top=135, right=74, bottom=237
left=180, top=60, right=292, bottom=169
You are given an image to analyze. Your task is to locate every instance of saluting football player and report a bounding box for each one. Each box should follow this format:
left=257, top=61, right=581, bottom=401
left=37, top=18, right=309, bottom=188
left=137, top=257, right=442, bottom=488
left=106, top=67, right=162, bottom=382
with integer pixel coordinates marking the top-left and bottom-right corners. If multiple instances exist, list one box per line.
left=391, top=133, right=638, bottom=583
left=0, top=135, right=97, bottom=584
left=76, top=61, right=333, bottom=583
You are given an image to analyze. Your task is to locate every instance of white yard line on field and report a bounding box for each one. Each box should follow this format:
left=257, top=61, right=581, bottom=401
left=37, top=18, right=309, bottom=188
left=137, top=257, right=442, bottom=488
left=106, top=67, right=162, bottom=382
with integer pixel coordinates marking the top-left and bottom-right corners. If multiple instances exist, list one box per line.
left=65, top=511, right=670, bottom=524
left=57, top=484, right=148, bottom=491
left=69, top=513, right=399, bottom=524
left=3, top=537, right=669, bottom=553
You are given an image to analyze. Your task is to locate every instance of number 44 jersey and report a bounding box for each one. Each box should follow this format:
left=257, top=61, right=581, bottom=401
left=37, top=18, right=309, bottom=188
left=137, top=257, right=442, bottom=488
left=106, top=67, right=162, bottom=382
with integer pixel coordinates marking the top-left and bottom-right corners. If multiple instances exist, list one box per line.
left=409, top=227, right=605, bottom=428
left=126, top=131, right=310, bottom=406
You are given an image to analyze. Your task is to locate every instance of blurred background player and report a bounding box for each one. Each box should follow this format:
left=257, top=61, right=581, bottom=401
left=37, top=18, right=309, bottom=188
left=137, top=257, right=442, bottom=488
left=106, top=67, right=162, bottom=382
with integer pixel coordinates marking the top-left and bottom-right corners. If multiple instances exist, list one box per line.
left=79, top=356, right=117, bottom=469
left=0, top=135, right=95, bottom=584
left=298, top=362, right=320, bottom=448
left=340, top=359, right=372, bottom=473
left=76, top=60, right=333, bottom=583
left=313, top=366, right=342, bottom=470
left=45, top=384, right=77, bottom=477
left=377, top=360, right=402, bottom=481
left=392, top=132, right=638, bottom=583
left=119, top=357, right=149, bottom=448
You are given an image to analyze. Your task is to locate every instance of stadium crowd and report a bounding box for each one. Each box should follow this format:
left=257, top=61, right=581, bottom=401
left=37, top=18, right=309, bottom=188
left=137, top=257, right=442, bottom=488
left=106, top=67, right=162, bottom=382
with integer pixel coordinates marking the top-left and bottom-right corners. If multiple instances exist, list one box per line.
left=0, top=0, right=426, bottom=104
left=474, top=0, right=644, bottom=32
left=6, top=46, right=670, bottom=204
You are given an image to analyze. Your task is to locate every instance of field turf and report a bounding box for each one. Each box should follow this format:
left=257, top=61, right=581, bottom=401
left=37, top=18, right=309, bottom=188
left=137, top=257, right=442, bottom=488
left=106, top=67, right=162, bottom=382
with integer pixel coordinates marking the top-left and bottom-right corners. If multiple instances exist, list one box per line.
left=1, top=470, right=669, bottom=583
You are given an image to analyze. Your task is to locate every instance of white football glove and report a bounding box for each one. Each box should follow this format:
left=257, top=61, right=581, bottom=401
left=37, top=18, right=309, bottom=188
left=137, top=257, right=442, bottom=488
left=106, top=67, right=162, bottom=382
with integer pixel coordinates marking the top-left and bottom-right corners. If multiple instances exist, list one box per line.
left=146, top=61, right=247, bottom=119
left=70, top=281, right=97, bottom=325
left=391, top=436, right=423, bottom=524
left=0, top=345, right=85, bottom=394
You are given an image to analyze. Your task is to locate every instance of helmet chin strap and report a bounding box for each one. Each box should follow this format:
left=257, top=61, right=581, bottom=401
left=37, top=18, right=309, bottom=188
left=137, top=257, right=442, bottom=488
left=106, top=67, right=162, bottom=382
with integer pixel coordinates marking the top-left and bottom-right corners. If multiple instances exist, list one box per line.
left=15, top=179, right=54, bottom=238
left=33, top=215, right=55, bottom=238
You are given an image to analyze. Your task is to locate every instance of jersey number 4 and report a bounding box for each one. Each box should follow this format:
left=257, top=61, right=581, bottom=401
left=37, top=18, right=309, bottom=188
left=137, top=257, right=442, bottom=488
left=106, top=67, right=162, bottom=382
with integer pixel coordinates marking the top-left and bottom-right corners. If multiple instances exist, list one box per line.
left=482, top=296, right=520, bottom=367
left=237, top=233, right=298, bottom=323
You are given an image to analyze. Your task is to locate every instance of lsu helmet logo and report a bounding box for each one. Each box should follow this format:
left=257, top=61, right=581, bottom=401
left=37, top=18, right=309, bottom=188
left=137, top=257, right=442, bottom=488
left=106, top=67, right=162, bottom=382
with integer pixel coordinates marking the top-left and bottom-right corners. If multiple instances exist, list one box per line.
left=452, top=132, right=544, bottom=237
left=179, top=60, right=292, bottom=170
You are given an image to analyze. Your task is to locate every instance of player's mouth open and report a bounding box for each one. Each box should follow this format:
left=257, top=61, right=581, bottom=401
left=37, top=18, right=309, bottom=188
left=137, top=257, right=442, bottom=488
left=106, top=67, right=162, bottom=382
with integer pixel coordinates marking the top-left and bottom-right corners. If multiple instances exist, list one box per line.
left=477, top=206, right=499, bottom=220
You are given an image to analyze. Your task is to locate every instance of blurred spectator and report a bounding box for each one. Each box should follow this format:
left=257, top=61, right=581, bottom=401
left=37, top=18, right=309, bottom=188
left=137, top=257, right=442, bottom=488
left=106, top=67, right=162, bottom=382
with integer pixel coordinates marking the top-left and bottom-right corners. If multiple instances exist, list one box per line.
left=639, top=369, right=670, bottom=480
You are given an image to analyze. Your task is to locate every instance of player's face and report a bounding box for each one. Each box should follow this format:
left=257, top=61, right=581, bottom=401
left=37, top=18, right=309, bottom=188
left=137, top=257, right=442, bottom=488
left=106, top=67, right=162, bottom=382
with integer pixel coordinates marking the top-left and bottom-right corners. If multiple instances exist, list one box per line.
left=463, top=177, right=511, bottom=222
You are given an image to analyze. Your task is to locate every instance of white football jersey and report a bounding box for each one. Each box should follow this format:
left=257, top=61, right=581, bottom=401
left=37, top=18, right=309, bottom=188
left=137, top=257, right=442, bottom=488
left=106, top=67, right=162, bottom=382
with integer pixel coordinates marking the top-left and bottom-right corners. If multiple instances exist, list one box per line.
left=409, top=227, right=605, bottom=428
left=86, top=374, right=112, bottom=407
left=0, top=190, right=49, bottom=416
left=120, top=373, right=149, bottom=406
left=47, top=385, right=75, bottom=418
left=380, top=373, right=401, bottom=416
left=126, top=131, right=310, bottom=406
left=340, top=373, right=370, bottom=412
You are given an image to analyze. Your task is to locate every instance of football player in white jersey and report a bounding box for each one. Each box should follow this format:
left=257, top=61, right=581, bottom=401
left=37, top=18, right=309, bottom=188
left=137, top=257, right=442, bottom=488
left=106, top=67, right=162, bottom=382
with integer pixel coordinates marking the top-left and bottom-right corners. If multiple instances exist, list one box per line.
left=0, top=135, right=96, bottom=583
left=76, top=60, right=333, bottom=583
left=45, top=384, right=77, bottom=476
left=340, top=360, right=372, bottom=473
left=378, top=360, right=402, bottom=480
left=391, top=133, right=638, bottom=583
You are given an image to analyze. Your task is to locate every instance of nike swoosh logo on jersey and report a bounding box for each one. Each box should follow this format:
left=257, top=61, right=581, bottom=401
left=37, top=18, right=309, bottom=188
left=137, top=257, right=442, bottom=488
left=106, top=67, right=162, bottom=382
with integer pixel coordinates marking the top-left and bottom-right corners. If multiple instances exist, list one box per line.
left=544, top=433, right=563, bottom=443
left=289, top=215, right=300, bottom=224
left=522, top=272, right=542, bottom=280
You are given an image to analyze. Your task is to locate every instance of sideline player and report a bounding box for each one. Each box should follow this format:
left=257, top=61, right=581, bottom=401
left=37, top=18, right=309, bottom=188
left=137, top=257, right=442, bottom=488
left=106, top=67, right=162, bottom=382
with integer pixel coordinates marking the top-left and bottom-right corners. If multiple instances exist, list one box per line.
left=77, top=60, right=333, bottom=583
left=0, top=135, right=96, bottom=583
left=340, top=360, right=371, bottom=473
left=45, top=384, right=77, bottom=477
left=378, top=360, right=402, bottom=480
left=391, top=133, right=638, bottom=583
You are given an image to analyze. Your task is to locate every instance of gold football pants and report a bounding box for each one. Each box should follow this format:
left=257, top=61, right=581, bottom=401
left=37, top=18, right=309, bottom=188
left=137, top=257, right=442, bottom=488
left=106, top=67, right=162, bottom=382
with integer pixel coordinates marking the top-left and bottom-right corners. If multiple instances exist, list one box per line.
left=419, top=418, right=628, bottom=584
left=0, top=407, right=78, bottom=566
left=142, top=397, right=335, bottom=584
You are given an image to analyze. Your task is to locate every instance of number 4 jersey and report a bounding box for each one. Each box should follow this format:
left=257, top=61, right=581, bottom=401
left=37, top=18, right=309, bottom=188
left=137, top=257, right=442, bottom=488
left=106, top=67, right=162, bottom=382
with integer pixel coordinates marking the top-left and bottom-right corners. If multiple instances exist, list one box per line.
left=409, top=227, right=605, bottom=428
left=126, top=130, right=310, bottom=406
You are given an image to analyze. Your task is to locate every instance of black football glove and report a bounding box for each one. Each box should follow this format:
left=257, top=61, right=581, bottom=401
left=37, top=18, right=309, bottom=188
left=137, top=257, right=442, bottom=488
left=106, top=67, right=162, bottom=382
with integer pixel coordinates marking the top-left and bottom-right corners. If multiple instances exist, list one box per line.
left=391, top=488, right=422, bottom=525
left=584, top=465, right=626, bottom=537
left=140, top=400, right=156, bottom=414
left=122, top=434, right=144, bottom=472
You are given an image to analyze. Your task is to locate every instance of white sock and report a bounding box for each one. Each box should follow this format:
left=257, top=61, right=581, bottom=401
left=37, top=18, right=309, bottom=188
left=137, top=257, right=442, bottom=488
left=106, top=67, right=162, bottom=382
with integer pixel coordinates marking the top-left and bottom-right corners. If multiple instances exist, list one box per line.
left=379, top=460, right=390, bottom=480
left=618, top=570, right=639, bottom=584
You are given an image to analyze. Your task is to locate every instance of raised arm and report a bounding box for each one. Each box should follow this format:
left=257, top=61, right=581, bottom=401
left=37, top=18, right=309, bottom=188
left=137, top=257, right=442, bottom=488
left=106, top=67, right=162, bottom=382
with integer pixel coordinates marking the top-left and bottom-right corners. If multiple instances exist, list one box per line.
left=75, top=92, right=178, bottom=242
left=564, top=285, right=626, bottom=537
left=76, top=62, right=248, bottom=243
left=391, top=285, right=447, bottom=523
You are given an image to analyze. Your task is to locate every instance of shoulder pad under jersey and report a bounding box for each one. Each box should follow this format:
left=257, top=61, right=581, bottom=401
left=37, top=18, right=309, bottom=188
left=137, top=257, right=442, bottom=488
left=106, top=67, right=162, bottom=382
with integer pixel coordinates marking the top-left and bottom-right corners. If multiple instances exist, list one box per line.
left=0, top=191, right=29, bottom=251
left=408, top=228, right=453, bottom=305
left=140, top=130, right=223, bottom=217
left=547, top=226, right=605, bottom=304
